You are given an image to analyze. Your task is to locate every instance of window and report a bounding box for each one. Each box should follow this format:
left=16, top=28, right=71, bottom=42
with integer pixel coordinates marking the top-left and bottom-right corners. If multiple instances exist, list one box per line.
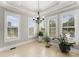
left=39, top=20, right=46, bottom=33
left=62, top=15, right=75, bottom=37
left=49, top=17, right=56, bottom=37
left=7, top=16, right=18, bottom=37
left=28, top=17, right=36, bottom=37
left=5, top=11, right=20, bottom=42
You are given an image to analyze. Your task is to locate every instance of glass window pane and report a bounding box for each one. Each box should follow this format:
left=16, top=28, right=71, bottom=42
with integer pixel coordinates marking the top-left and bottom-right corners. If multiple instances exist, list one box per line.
left=68, top=28, right=75, bottom=37
left=29, top=27, right=34, bottom=36
left=63, top=15, right=74, bottom=27
left=40, top=20, right=46, bottom=33
left=8, top=28, right=18, bottom=37
left=49, top=20, right=56, bottom=27
left=7, top=16, right=18, bottom=27
left=62, top=15, right=75, bottom=38
left=62, top=28, right=75, bottom=37
left=28, top=18, right=35, bottom=36
left=49, top=18, right=56, bottom=37
left=68, top=17, right=74, bottom=26
left=62, top=28, right=68, bottom=34
left=7, top=15, right=19, bottom=38
left=28, top=18, right=35, bottom=28
left=49, top=28, right=56, bottom=37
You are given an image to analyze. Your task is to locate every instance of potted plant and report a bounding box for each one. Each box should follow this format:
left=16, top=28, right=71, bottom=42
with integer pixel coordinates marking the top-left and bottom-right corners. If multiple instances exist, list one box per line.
left=53, top=34, right=75, bottom=53
left=38, top=31, right=43, bottom=42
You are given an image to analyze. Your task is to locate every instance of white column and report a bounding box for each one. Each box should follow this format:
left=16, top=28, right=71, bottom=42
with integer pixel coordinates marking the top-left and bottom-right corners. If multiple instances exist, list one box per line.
left=74, top=10, right=79, bottom=44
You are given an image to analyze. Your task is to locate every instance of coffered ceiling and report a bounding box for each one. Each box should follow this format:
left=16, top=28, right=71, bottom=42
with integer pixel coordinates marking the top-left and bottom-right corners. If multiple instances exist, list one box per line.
left=6, top=1, right=59, bottom=12
left=0, top=1, right=78, bottom=16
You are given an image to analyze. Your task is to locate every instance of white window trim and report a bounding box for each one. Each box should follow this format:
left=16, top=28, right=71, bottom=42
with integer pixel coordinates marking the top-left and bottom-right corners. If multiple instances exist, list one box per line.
left=28, top=17, right=36, bottom=39
left=4, top=11, right=20, bottom=42
left=60, top=11, right=75, bottom=39
left=39, top=19, right=46, bottom=32
left=48, top=15, right=58, bottom=38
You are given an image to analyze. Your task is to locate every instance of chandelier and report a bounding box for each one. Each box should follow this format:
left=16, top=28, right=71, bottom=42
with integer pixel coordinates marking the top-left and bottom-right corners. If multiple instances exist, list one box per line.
left=33, top=1, right=45, bottom=24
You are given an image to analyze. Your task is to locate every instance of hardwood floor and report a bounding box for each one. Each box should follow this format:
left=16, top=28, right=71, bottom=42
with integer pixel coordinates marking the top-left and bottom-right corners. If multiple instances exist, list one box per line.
left=0, top=41, right=79, bottom=57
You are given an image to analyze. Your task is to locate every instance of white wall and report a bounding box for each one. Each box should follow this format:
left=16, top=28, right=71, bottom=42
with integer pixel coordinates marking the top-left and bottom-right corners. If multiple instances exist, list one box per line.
left=74, top=9, right=79, bottom=44
left=0, top=7, right=4, bottom=47
left=0, top=7, right=36, bottom=51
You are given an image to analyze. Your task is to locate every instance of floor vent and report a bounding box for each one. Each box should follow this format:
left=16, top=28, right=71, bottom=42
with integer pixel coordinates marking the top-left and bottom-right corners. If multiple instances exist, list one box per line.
left=10, top=47, right=16, bottom=50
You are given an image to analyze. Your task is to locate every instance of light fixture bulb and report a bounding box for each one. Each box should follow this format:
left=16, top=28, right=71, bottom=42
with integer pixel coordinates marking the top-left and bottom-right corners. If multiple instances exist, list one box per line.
left=33, top=17, right=35, bottom=20
left=43, top=16, right=44, bottom=18
left=33, top=17, right=35, bottom=19
left=40, top=19, right=42, bottom=20
left=42, top=16, right=44, bottom=20
left=37, top=16, right=39, bottom=17
left=35, top=19, right=37, bottom=20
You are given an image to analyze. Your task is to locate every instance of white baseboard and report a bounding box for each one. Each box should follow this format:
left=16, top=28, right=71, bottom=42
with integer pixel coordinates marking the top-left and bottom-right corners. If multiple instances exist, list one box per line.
left=0, top=39, right=36, bottom=52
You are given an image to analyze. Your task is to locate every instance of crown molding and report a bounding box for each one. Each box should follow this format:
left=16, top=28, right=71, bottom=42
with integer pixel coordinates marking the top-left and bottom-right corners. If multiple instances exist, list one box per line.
left=0, top=1, right=78, bottom=17
left=41, top=2, right=79, bottom=17
left=0, top=2, right=35, bottom=16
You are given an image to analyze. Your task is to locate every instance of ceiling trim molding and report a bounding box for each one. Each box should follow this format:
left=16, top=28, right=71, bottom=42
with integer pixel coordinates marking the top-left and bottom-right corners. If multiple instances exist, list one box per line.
left=41, top=2, right=78, bottom=17
left=0, top=2, right=35, bottom=16
left=0, top=1, right=78, bottom=17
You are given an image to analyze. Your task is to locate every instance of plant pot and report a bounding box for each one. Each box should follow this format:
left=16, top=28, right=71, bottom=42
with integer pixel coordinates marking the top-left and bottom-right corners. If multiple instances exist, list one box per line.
left=59, top=43, right=71, bottom=53
left=38, top=36, right=43, bottom=42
